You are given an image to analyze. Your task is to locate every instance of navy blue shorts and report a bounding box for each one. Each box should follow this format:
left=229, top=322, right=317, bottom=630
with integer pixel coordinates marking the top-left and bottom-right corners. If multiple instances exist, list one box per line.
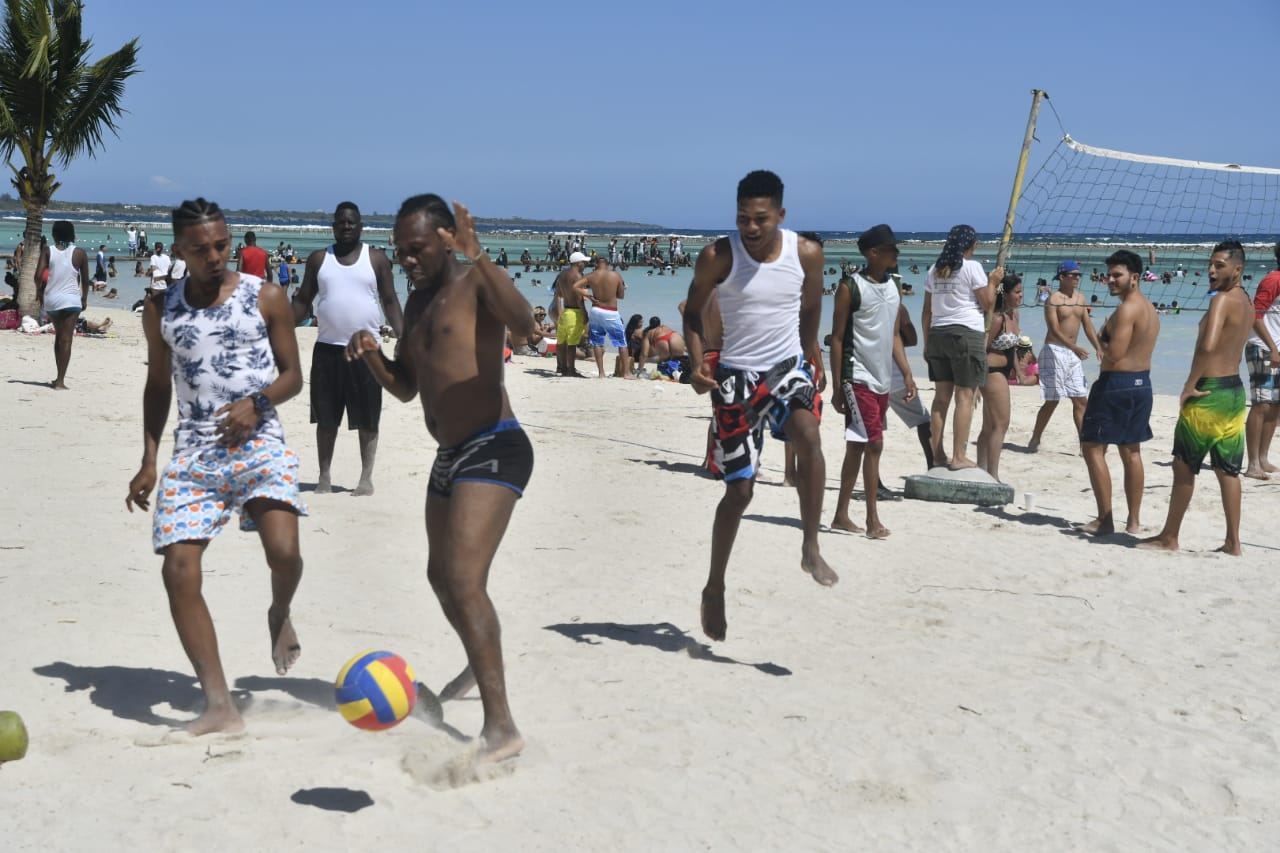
left=429, top=419, right=534, bottom=498
left=1080, top=370, right=1153, bottom=446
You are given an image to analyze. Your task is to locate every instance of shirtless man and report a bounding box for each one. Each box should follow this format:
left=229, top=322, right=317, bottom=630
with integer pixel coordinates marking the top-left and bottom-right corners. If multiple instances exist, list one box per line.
left=347, top=194, right=534, bottom=763
left=579, top=257, right=633, bottom=379
left=553, top=251, right=590, bottom=376
left=292, top=202, right=404, bottom=495
left=1079, top=250, right=1160, bottom=536
left=683, top=169, right=838, bottom=642
left=1029, top=259, right=1102, bottom=449
left=1140, top=240, right=1256, bottom=556
left=126, top=198, right=306, bottom=735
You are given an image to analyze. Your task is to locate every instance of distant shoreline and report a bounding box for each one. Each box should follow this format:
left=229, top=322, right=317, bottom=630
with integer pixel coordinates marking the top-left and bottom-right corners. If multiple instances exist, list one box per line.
left=0, top=198, right=667, bottom=232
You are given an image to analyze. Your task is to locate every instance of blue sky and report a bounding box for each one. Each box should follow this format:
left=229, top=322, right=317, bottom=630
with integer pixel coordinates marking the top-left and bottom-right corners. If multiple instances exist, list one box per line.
left=43, top=0, right=1280, bottom=230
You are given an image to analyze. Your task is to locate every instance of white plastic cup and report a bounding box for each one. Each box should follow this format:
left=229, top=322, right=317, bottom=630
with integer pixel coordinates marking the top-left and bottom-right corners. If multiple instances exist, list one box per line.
left=1023, top=492, right=1035, bottom=511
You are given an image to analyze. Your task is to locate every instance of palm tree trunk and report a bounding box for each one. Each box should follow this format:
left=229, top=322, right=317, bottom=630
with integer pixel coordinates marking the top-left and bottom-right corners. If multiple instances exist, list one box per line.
left=16, top=204, right=46, bottom=320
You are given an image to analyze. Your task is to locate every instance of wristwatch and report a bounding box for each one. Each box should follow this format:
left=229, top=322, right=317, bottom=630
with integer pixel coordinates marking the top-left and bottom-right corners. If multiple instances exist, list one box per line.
left=252, top=393, right=273, bottom=415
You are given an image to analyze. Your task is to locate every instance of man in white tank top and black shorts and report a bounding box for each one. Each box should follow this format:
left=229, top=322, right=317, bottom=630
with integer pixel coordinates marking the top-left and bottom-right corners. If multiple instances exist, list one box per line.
left=292, top=202, right=404, bottom=495
left=683, top=170, right=838, bottom=642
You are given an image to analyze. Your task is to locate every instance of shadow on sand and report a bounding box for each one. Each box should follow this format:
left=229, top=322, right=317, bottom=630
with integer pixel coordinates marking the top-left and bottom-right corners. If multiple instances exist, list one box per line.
left=291, top=787, right=375, bottom=813
left=544, top=621, right=791, bottom=677
left=33, top=661, right=206, bottom=727
left=634, top=457, right=713, bottom=478
left=33, top=662, right=464, bottom=739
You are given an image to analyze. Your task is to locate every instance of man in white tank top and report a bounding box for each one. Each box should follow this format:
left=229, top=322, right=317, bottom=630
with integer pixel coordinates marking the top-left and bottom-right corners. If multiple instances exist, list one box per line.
left=828, top=224, right=916, bottom=540
left=292, top=202, right=404, bottom=495
left=34, top=220, right=90, bottom=389
left=681, top=170, right=838, bottom=642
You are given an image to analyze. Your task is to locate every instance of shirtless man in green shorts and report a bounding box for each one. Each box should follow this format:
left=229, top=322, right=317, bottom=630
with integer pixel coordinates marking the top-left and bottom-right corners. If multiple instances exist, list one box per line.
left=1140, top=240, right=1255, bottom=556
left=553, top=252, right=590, bottom=376
left=347, top=195, right=536, bottom=763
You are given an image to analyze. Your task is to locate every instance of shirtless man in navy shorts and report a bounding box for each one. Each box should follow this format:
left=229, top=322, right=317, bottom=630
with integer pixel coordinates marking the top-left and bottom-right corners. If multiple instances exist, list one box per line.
left=347, top=194, right=537, bottom=764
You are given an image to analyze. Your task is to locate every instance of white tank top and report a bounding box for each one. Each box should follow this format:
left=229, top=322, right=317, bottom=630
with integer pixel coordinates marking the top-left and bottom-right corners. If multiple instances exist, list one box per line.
left=44, top=244, right=82, bottom=311
left=719, top=229, right=804, bottom=371
left=315, top=244, right=381, bottom=346
left=841, top=273, right=901, bottom=394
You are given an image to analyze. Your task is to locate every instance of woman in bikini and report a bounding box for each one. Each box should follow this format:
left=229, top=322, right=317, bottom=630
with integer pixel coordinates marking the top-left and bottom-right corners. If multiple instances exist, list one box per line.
left=640, top=316, right=686, bottom=365
left=976, top=272, right=1024, bottom=481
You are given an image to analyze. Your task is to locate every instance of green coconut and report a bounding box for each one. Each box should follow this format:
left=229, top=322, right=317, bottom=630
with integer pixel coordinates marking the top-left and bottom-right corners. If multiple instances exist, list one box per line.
left=0, top=710, right=29, bottom=763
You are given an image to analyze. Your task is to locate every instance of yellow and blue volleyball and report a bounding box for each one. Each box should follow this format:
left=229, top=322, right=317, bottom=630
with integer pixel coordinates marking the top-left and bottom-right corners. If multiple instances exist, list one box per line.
left=334, top=650, right=417, bottom=731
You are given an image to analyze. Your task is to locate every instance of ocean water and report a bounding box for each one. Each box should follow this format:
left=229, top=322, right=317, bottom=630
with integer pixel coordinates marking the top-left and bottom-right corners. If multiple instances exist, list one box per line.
left=7, top=214, right=1262, bottom=396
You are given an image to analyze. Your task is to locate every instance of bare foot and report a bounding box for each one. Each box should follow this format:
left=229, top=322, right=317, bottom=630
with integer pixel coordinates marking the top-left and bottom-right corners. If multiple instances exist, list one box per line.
left=1136, top=534, right=1178, bottom=552
left=315, top=474, right=332, bottom=494
left=475, top=727, right=525, bottom=765
left=352, top=479, right=374, bottom=496
left=1243, top=466, right=1270, bottom=481
left=620, top=374, right=636, bottom=380
left=1027, top=438, right=1040, bottom=453
left=1124, top=521, right=1142, bottom=535
left=947, top=457, right=978, bottom=470
left=1263, top=460, right=1279, bottom=473
left=801, top=549, right=838, bottom=586
left=783, top=477, right=796, bottom=487
left=439, top=666, right=476, bottom=701
left=1082, top=515, right=1114, bottom=536
left=701, top=586, right=726, bottom=641
left=52, top=380, right=68, bottom=390
left=1215, top=542, right=1242, bottom=556
left=865, top=524, right=890, bottom=540
left=830, top=515, right=864, bottom=534
left=268, top=606, right=300, bottom=675
left=185, top=705, right=245, bottom=736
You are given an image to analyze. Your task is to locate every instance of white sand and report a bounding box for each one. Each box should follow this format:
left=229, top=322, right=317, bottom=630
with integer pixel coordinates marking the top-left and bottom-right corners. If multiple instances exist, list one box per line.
left=3, top=306, right=1279, bottom=850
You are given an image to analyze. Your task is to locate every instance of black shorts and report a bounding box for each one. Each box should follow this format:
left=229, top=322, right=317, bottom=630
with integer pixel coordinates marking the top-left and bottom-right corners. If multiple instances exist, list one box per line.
left=310, top=341, right=383, bottom=431
left=429, top=420, right=534, bottom=498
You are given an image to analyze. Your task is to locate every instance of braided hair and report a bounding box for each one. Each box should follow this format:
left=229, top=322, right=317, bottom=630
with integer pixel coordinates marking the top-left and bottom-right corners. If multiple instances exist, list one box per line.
left=171, top=198, right=225, bottom=239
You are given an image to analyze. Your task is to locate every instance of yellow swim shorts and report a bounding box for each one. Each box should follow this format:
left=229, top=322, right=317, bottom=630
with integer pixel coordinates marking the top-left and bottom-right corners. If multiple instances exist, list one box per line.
left=557, top=307, right=586, bottom=347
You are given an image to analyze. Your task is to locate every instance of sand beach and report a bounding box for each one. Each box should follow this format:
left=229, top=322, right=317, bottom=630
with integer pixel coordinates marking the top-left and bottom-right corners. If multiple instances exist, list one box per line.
left=2, top=307, right=1279, bottom=850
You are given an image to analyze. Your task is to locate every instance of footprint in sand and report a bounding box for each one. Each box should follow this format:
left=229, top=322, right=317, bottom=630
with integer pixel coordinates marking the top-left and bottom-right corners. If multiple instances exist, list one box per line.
left=400, top=744, right=519, bottom=790
left=133, top=730, right=250, bottom=751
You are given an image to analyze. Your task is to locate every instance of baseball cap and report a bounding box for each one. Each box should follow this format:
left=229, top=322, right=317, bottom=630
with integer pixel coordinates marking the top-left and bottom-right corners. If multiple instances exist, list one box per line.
left=1054, top=259, right=1080, bottom=279
left=857, top=224, right=898, bottom=255
left=568, top=251, right=590, bottom=264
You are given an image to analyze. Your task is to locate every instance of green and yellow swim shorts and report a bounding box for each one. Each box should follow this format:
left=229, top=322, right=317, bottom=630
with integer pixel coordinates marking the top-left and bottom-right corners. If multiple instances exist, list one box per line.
left=1172, top=375, right=1245, bottom=476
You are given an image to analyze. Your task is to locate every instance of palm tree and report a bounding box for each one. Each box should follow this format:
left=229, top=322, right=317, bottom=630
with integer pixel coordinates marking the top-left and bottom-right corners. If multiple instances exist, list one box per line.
left=0, top=0, right=138, bottom=318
